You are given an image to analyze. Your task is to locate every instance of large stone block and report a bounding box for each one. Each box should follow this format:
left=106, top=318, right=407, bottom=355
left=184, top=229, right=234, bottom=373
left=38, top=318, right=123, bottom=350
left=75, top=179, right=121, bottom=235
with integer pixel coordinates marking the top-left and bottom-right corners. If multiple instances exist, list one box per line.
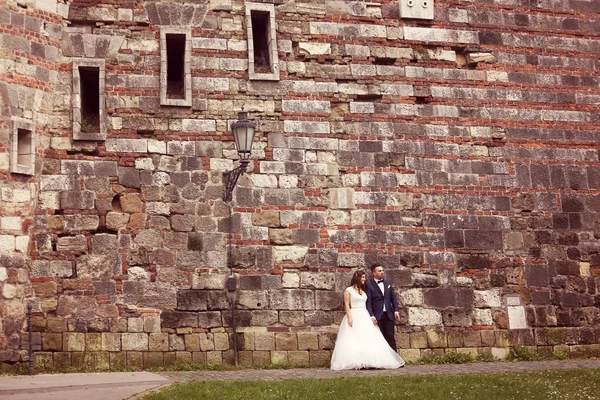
left=456, top=254, right=492, bottom=270
left=442, top=308, right=472, bottom=327
left=305, top=310, right=334, bottom=326
left=279, top=311, right=304, bottom=326
left=149, top=333, right=168, bottom=352
left=122, top=333, right=149, bottom=351
left=408, top=307, right=443, bottom=326
left=65, top=215, right=100, bottom=231
left=237, top=291, right=268, bottom=309
left=171, top=214, right=196, bottom=232
left=272, top=246, right=308, bottom=263
left=315, top=291, right=343, bottom=311
left=424, top=287, right=474, bottom=309
left=56, top=235, right=88, bottom=252
left=269, top=229, right=293, bottom=245
left=33, top=281, right=57, bottom=297
left=105, top=139, right=147, bottom=153
left=119, top=194, right=144, bottom=213
left=329, top=187, right=356, bottom=209
left=177, top=290, right=208, bottom=311
left=473, top=308, right=494, bottom=326
left=106, top=212, right=130, bottom=231
left=161, top=311, right=198, bottom=329
left=254, top=332, right=275, bottom=351
left=213, top=332, right=229, bottom=351
left=300, top=272, right=335, bottom=290
left=102, top=333, right=121, bottom=351
left=269, top=289, right=315, bottom=310
left=76, top=254, right=119, bottom=279
left=134, top=229, right=161, bottom=248
left=464, top=230, right=503, bottom=250
left=92, top=234, right=118, bottom=254
left=118, top=167, right=141, bottom=188
left=427, top=332, right=447, bottom=348
left=399, top=289, right=424, bottom=306
left=275, top=333, right=297, bottom=351
left=386, top=269, right=413, bottom=287
left=86, top=333, right=103, bottom=351
left=198, top=312, right=222, bottom=328
left=59, top=190, right=95, bottom=210
left=251, top=212, right=280, bottom=227
left=250, top=310, right=278, bottom=326
left=42, top=333, right=63, bottom=351
left=63, top=333, right=85, bottom=351
left=128, top=318, right=144, bottom=333
left=309, top=350, right=331, bottom=367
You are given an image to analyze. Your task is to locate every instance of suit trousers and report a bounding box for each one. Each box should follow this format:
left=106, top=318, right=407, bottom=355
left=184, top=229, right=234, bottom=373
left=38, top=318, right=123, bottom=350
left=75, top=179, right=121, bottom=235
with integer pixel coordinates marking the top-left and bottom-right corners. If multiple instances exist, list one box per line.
left=378, top=313, right=397, bottom=351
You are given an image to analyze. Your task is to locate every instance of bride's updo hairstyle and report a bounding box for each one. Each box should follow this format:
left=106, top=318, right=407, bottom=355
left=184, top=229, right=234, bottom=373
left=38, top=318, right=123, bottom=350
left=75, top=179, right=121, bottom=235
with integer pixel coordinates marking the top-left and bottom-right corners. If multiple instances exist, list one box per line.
left=349, top=270, right=366, bottom=290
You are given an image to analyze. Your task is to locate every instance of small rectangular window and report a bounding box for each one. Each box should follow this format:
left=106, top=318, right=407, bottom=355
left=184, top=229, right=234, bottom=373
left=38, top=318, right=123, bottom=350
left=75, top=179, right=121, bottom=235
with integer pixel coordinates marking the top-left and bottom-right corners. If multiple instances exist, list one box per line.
left=10, top=118, right=35, bottom=176
left=251, top=11, right=271, bottom=73
left=79, top=66, right=100, bottom=133
left=72, top=59, right=106, bottom=141
left=160, top=27, right=192, bottom=107
left=17, top=129, right=33, bottom=168
left=166, top=34, right=186, bottom=99
left=246, top=3, right=279, bottom=81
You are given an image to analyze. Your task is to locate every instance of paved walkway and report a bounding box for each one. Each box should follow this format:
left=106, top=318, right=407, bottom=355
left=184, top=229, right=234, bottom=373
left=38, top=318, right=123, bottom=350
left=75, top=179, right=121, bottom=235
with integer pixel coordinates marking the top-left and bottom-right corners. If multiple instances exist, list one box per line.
left=0, top=371, right=171, bottom=400
left=0, top=359, right=599, bottom=400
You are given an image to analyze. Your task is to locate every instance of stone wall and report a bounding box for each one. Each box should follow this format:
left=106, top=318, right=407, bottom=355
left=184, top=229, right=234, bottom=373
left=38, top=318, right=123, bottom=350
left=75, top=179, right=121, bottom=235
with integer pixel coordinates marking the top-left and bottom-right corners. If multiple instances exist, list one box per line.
left=1, top=0, right=600, bottom=371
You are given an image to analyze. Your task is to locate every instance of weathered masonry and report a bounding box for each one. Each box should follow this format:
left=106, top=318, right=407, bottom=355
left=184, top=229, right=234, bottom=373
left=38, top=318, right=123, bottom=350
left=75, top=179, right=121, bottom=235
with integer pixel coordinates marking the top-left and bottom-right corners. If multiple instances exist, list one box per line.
left=1, top=0, right=600, bottom=371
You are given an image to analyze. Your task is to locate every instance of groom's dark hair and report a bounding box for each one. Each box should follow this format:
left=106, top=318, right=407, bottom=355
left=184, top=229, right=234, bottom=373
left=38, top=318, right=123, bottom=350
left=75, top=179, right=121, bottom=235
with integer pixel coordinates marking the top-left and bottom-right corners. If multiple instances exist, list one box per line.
left=370, top=264, right=382, bottom=273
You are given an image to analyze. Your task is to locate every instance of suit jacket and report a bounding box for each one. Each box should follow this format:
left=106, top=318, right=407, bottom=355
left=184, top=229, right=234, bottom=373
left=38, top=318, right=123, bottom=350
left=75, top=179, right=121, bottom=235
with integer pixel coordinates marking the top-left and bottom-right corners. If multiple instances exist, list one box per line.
left=366, top=279, right=399, bottom=321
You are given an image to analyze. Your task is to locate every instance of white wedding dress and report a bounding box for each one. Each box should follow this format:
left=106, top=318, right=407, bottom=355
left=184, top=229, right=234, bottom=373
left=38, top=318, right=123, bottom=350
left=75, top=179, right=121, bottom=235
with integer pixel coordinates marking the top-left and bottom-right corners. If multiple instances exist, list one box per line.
left=330, top=287, right=405, bottom=370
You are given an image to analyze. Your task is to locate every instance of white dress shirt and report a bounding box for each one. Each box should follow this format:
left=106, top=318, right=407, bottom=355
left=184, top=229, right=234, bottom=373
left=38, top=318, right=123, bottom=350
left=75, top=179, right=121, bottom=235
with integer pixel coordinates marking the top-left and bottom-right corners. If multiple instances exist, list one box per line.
left=377, top=280, right=386, bottom=312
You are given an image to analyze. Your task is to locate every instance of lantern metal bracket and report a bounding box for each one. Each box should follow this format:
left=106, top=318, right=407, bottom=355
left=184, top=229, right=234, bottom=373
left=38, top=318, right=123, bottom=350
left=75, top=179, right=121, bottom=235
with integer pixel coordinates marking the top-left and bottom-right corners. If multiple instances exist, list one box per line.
left=223, top=159, right=249, bottom=201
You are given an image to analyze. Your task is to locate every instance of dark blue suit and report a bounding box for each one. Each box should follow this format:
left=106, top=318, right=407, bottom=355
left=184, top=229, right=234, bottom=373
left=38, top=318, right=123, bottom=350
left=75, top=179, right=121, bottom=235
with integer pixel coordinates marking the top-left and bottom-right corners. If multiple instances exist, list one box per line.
left=366, top=279, right=399, bottom=350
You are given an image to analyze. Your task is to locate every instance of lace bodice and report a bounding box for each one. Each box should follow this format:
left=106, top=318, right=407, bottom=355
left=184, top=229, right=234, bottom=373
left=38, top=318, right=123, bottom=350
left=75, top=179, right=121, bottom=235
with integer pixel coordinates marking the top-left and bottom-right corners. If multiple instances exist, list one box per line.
left=346, top=287, right=367, bottom=309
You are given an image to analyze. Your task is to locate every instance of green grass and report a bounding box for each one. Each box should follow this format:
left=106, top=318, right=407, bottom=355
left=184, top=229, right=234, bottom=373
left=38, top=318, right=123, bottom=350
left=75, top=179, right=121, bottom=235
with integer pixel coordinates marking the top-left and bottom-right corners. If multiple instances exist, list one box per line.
left=507, top=345, right=568, bottom=362
left=412, top=351, right=492, bottom=365
left=145, top=368, right=600, bottom=400
left=146, top=361, right=308, bottom=373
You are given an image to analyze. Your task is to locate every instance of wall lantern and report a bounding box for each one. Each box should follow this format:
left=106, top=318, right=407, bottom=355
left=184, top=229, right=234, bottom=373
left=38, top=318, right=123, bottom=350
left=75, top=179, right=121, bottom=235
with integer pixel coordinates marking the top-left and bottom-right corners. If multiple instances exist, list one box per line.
left=223, top=108, right=257, bottom=202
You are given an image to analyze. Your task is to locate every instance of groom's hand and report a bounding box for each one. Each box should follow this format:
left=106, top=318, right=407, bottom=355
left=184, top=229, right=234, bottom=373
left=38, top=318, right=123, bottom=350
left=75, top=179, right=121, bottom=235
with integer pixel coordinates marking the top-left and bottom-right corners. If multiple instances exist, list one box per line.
left=394, top=311, right=400, bottom=321
left=371, top=316, right=377, bottom=325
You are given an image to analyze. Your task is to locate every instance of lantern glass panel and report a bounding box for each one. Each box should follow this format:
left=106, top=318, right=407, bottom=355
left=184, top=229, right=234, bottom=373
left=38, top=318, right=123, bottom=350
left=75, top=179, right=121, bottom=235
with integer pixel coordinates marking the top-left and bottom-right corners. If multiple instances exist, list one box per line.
left=231, top=111, right=256, bottom=160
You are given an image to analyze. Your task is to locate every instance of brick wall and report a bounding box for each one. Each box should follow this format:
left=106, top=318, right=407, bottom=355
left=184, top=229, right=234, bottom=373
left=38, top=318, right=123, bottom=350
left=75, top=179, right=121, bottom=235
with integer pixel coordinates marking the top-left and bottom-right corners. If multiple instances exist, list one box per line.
left=1, top=0, right=600, bottom=371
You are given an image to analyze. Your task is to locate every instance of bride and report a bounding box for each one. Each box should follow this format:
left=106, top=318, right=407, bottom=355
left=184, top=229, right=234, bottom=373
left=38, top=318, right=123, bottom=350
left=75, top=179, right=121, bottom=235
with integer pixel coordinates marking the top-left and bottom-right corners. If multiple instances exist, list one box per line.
left=330, top=270, right=405, bottom=370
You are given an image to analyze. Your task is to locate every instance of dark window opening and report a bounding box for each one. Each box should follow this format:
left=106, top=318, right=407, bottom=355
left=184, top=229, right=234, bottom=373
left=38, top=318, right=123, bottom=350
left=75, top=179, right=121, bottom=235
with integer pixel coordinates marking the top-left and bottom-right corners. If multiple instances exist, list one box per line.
left=374, top=58, right=396, bottom=65
left=356, top=94, right=383, bottom=102
left=166, top=34, right=186, bottom=99
left=112, top=196, right=122, bottom=212
left=16, top=128, right=33, bottom=167
left=79, top=66, right=100, bottom=133
left=251, top=10, right=271, bottom=73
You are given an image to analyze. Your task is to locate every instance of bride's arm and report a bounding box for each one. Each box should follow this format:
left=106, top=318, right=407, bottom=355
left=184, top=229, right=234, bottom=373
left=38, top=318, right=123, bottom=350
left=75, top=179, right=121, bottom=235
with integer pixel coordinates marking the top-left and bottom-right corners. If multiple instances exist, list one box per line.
left=343, top=290, right=353, bottom=327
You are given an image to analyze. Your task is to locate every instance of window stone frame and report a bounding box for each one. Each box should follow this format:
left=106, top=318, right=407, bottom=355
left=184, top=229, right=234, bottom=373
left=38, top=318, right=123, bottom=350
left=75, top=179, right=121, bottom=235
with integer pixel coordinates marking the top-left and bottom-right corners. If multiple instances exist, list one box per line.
left=10, top=117, right=36, bottom=176
left=245, top=2, right=280, bottom=81
left=160, top=26, right=192, bottom=107
left=72, top=58, right=107, bottom=141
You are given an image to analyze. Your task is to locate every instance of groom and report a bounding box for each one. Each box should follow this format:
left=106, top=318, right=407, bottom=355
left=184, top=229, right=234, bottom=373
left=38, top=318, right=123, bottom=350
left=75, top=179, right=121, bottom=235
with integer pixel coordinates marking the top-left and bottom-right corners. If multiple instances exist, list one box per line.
left=366, top=264, right=400, bottom=351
